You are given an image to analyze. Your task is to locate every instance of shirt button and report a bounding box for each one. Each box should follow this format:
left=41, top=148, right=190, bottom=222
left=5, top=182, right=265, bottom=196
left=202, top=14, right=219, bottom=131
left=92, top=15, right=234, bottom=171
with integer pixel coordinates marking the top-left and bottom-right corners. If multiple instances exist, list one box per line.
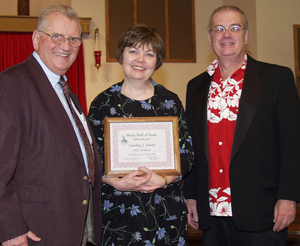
left=219, top=141, right=223, bottom=145
left=83, top=176, right=89, bottom=180
left=220, top=169, right=223, bottom=173
left=82, top=200, right=88, bottom=205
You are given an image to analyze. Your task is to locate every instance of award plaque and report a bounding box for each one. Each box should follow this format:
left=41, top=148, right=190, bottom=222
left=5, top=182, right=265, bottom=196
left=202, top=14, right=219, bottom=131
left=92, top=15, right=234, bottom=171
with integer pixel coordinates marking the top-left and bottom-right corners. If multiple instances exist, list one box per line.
left=104, top=116, right=181, bottom=177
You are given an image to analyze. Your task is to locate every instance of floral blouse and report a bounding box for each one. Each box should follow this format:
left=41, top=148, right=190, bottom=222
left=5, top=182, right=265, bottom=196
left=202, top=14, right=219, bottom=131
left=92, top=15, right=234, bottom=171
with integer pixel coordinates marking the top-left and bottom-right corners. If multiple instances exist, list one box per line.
left=88, top=80, right=194, bottom=246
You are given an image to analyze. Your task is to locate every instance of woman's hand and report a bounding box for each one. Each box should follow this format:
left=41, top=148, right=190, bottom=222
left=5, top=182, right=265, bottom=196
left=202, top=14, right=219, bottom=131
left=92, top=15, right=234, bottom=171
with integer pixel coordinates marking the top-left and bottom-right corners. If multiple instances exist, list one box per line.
left=137, top=167, right=164, bottom=193
left=102, top=169, right=160, bottom=193
left=138, top=167, right=180, bottom=193
left=102, top=167, right=180, bottom=193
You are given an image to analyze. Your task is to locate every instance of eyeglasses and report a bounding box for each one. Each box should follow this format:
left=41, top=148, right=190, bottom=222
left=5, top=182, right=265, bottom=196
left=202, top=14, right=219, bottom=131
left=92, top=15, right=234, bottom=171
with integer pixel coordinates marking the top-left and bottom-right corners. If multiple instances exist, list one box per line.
left=38, top=30, right=82, bottom=47
left=211, top=25, right=245, bottom=34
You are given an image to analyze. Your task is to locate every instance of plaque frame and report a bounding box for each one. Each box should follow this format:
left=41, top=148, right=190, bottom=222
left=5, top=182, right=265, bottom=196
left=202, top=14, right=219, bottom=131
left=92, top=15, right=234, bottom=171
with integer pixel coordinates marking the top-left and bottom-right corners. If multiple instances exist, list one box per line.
left=104, top=116, right=181, bottom=177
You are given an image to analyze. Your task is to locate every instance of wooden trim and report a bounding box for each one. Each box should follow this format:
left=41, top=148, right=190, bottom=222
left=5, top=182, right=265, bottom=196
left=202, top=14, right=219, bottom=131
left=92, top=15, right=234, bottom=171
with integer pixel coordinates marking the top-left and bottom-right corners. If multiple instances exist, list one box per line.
left=293, top=25, right=299, bottom=73
left=165, top=0, right=170, bottom=60
left=164, top=58, right=196, bottom=63
left=18, top=0, right=29, bottom=16
left=105, top=0, right=111, bottom=60
left=191, top=0, right=196, bottom=62
left=80, top=18, right=92, bottom=34
left=293, top=24, right=300, bottom=96
left=0, top=15, right=92, bottom=34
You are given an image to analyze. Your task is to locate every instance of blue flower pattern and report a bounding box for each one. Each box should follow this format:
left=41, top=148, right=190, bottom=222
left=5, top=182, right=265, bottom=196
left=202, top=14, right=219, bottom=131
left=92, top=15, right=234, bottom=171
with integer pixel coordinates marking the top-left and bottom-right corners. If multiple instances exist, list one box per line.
left=130, top=204, right=141, bottom=217
left=120, top=203, right=125, bottom=214
left=166, top=215, right=177, bottom=221
left=165, top=100, right=175, bottom=109
left=110, top=107, right=117, bottom=115
left=103, top=200, right=114, bottom=211
left=156, top=228, right=166, bottom=240
left=88, top=80, right=194, bottom=246
left=144, top=240, right=155, bottom=246
left=178, top=237, right=185, bottom=246
left=141, top=100, right=155, bottom=110
left=133, top=231, right=142, bottom=241
left=110, top=85, right=122, bottom=92
left=154, top=194, right=162, bottom=204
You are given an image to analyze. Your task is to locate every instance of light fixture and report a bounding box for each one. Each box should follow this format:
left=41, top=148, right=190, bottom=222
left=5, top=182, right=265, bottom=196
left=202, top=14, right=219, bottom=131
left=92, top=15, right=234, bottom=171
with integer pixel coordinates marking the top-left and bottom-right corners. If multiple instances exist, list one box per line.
left=94, top=27, right=101, bottom=69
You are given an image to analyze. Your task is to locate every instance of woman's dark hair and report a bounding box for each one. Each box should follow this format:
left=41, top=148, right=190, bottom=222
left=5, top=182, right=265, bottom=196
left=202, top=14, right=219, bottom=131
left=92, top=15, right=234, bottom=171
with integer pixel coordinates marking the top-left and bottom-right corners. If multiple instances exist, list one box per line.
left=116, top=23, right=165, bottom=70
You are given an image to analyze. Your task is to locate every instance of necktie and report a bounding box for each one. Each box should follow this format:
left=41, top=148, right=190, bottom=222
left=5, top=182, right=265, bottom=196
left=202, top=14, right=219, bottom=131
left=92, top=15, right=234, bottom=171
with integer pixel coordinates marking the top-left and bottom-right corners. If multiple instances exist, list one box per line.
left=59, top=76, right=95, bottom=186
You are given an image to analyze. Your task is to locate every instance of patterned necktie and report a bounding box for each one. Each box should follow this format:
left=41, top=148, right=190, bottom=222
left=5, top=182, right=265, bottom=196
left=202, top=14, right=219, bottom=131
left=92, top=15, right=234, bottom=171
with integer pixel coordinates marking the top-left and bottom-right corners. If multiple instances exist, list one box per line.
left=59, top=76, right=95, bottom=186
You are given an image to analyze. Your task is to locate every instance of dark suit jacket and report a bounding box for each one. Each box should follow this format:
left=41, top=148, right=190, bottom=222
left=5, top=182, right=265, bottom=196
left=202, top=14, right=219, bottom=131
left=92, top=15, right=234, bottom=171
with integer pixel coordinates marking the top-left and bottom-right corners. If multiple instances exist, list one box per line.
left=0, top=54, right=102, bottom=245
left=183, top=55, right=300, bottom=232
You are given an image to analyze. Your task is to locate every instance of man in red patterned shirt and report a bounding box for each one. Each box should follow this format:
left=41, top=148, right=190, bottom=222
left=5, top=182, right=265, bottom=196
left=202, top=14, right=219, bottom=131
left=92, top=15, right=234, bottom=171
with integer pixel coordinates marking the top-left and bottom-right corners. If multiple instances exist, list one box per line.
left=184, top=5, right=300, bottom=246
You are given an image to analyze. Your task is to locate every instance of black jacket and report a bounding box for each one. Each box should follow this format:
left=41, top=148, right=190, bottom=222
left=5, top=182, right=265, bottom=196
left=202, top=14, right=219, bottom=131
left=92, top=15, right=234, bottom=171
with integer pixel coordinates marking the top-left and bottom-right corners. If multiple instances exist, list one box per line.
left=183, top=55, right=300, bottom=232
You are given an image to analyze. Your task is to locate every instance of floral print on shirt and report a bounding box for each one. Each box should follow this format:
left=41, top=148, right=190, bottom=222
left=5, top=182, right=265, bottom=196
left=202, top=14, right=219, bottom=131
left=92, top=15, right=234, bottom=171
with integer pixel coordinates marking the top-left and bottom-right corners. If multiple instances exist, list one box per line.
left=207, top=55, right=247, bottom=217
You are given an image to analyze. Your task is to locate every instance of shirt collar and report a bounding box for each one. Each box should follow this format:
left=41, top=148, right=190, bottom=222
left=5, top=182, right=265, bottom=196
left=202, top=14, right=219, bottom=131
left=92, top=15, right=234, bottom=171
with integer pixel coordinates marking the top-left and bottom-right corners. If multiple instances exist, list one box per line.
left=207, top=54, right=248, bottom=76
left=32, top=51, right=67, bottom=87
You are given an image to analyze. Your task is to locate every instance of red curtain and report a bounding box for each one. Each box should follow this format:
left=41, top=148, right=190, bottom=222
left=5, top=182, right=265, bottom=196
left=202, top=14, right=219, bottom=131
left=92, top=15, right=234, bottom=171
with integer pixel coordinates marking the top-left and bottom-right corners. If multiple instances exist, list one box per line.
left=0, top=32, right=87, bottom=113
left=66, top=42, right=87, bottom=113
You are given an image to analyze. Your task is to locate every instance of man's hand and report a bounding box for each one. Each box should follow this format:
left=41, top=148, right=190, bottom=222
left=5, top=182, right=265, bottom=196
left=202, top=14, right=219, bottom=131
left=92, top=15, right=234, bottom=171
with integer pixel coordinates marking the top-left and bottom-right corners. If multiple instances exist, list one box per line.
left=186, top=199, right=199, bottom=230
left=2, top=231, right=41, bottom=246
left=273, top=199, right=297, bottom=232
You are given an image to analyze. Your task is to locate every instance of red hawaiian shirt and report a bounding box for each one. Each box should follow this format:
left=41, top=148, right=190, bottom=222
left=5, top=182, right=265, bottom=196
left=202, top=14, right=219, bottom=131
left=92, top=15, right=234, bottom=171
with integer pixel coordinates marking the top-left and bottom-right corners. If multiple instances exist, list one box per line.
left=207, top=55, right=247, bottom=216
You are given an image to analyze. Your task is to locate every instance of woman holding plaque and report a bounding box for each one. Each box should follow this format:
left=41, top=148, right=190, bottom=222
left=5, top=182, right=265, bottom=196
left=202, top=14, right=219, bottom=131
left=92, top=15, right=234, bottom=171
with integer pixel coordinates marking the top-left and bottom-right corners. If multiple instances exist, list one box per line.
left=88, top=23, right=194, bottom=246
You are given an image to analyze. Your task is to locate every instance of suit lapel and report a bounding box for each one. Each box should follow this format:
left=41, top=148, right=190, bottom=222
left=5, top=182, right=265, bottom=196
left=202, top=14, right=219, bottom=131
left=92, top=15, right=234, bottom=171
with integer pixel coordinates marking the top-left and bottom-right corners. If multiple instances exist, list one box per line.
left=231, top=56, right=266, bottom=161
left=26, top=55, right=85, bottom=166
left=195, top=73, right=211, bottom=162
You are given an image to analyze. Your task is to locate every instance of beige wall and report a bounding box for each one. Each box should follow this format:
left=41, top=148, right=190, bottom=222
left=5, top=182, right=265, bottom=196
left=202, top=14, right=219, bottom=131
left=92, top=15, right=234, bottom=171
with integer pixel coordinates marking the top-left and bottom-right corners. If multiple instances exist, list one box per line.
left=1, top=0, right=299, bottom=108
left=0, top=0, right=17, bottom=15
left=256, top=0, right=300, bottom=72
left=30, top=0, right=71, bottom=16
left=0, top=0, right=71, bottom=16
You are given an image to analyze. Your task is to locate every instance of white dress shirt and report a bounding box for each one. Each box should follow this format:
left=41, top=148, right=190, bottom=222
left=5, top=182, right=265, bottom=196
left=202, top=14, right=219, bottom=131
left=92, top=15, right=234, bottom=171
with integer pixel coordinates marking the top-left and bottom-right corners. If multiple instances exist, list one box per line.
left=33, top=51, right=92, bottom=175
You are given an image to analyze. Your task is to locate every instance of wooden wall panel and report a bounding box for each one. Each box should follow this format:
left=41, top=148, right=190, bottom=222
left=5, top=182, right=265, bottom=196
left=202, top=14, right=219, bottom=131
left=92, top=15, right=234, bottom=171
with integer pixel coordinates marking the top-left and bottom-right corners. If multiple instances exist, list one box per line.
left=106, top=0, right=133, bottom=61
left=106, top=0, right=195, bottom=63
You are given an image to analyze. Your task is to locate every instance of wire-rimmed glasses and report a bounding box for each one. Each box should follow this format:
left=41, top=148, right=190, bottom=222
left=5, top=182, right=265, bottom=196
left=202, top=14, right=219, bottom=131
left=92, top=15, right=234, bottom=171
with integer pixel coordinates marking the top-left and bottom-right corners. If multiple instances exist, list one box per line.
left=38, top=30, right=82, bottom=47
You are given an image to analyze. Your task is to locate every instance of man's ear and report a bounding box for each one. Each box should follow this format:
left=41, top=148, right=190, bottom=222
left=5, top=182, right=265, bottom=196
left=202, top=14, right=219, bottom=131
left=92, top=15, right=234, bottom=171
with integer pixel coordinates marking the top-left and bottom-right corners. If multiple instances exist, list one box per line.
left=207, top=31, right=212, bottom=47
left=32, top=30, right=40, bottom=51
left=245, top=29, right=249, bottom=45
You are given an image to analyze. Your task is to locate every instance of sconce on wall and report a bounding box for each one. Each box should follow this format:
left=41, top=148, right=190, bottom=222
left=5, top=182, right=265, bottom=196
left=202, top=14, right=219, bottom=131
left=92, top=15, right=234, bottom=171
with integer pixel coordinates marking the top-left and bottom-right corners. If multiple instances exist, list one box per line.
left=94, top=27, right=101, bottom=69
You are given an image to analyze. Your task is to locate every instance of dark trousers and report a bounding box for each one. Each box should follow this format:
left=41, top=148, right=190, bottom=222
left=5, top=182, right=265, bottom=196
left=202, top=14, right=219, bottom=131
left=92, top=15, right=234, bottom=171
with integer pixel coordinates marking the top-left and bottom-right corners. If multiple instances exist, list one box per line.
left=202, top=216, right=287, bottom=246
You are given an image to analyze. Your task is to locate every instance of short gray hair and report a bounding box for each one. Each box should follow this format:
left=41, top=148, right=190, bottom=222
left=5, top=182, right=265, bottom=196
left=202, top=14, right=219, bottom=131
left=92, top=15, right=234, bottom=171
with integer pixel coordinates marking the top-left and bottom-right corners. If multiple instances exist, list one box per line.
left=37, top=4, right=81, bottom=33
left=207, top=5, right=248, bottom=35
